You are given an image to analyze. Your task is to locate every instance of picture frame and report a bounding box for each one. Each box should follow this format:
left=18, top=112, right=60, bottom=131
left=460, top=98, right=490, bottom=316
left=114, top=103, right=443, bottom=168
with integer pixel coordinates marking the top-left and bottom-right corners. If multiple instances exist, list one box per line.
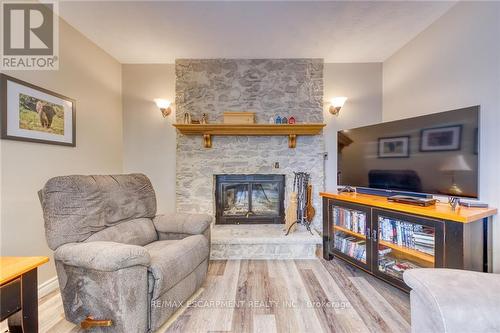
left=420, top=125, right=462, bottom=152
left=0, top=74, right=76, bottom=147
left=378, top=136, right=410, bottom=158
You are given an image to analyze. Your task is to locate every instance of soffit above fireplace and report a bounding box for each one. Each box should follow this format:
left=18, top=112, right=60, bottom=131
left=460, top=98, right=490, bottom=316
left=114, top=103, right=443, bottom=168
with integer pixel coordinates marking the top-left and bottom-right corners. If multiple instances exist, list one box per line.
left=173, top=123, right=325, bottom=148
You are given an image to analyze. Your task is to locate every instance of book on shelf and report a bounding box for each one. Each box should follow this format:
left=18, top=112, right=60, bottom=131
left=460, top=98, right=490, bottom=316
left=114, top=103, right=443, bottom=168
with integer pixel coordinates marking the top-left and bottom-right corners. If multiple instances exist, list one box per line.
left=378, top=216, right=435, bottom=256
left=414, top=244, right=435, bottom=255
left=413, top=230, right=435, bottom=255
left=413, top=238, right=434, bottom=245
left=378, top=255, right=421, bottom=280
left=414, top=232, right=434, bottom=243
left=378, top=247, right=392, bottom=256
left=334, top=232, right=366, bottom=262
left=378, top=257, right=396, bottom=269
left=332, top=207, right=366, bottom=235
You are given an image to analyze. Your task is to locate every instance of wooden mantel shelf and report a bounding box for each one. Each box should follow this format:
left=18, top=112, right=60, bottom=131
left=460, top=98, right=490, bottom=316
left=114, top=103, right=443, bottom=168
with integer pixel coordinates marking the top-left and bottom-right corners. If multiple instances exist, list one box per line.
left=173, top=123, right=326, bottom=148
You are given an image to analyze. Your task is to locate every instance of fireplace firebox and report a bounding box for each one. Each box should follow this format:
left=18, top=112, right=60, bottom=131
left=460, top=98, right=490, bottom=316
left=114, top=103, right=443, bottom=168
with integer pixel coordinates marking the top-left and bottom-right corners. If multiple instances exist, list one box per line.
left=215, top=174, right=285, bottom=224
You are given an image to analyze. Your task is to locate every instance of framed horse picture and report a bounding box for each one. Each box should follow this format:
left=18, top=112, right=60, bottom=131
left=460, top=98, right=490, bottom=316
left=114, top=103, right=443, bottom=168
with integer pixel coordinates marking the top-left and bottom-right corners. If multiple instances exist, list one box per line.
left=0, top=74, right=76, bottom=146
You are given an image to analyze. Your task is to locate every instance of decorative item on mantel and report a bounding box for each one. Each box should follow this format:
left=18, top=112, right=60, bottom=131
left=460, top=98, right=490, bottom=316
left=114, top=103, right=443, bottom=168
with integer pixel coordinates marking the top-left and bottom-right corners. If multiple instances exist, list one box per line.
left=275, top=116, right=282, bottom=124
left=201, top=113, right=208, bottom=124
left=281, top=117, right=288, bottom=124
left=183, top=112, right=191, bottom=124
left=288, top=116, right=296, bottom=124
left=223, top=112, right=255, bottom=124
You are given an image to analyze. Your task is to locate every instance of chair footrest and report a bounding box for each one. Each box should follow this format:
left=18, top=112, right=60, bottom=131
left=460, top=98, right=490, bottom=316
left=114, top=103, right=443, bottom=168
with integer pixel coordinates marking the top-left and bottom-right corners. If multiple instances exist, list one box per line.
left=80, top=316, right=113, bottom=329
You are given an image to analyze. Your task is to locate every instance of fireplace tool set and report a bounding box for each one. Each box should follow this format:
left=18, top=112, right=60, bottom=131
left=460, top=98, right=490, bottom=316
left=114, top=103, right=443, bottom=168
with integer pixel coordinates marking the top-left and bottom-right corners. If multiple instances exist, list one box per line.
left=285, top=172, right=315, bottom=235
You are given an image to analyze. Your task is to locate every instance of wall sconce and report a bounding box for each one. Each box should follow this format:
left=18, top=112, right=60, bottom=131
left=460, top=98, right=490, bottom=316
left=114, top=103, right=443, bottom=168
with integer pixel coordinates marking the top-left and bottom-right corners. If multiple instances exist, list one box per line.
left=329, top=97, right=348, bottom=116
left=154, top=99, right=172, bottom=117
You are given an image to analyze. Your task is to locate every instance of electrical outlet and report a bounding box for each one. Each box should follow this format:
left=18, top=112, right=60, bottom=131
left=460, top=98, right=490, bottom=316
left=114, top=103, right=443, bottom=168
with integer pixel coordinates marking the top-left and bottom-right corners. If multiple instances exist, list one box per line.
left=274, top=162, right=280, bottom=168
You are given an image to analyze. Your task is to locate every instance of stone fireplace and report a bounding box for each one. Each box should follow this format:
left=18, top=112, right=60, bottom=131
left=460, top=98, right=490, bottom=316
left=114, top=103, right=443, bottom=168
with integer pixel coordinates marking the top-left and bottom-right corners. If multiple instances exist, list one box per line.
left=175, top=58, right=325, bottom=230
left=215, top=174, right=285, bottom=224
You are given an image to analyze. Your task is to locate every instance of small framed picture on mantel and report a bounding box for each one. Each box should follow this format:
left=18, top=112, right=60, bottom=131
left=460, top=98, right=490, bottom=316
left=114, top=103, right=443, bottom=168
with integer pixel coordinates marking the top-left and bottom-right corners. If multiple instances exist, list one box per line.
left=0, top=74, right=76, bottom=147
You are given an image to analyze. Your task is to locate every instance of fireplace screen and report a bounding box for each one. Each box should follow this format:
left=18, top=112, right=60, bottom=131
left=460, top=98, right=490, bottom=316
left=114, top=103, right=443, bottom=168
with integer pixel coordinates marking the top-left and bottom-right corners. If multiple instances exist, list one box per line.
left=216, top=174, right=285, bottom=224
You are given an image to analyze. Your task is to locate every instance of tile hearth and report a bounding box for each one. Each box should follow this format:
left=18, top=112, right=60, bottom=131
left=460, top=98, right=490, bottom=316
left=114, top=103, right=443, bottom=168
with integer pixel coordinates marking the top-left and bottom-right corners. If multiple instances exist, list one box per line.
left=210, top=224, right=322, bottom=260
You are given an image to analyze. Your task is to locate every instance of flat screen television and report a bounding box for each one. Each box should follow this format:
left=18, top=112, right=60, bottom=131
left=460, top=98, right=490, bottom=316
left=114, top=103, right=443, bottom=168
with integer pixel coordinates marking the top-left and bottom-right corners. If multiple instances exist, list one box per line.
left=337, top=106, right=479, bottom=198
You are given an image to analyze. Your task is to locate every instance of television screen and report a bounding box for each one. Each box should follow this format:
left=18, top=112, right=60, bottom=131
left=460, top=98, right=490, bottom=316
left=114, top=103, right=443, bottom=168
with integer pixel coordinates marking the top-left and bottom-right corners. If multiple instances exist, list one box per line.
left=337, top=106, right=479, bottom=198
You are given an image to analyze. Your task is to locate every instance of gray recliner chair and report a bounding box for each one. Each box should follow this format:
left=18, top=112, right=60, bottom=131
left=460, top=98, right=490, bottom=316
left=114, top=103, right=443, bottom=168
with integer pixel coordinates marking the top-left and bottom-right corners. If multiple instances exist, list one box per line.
left=39, top=174, right=211, bottom=332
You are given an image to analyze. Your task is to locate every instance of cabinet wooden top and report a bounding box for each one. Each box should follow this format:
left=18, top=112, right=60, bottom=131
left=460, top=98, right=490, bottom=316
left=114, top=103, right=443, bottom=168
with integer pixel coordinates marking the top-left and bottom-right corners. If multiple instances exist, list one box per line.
left=320, top=192, right=497, bottom=223
left=0, top=256, right=49, bottom=285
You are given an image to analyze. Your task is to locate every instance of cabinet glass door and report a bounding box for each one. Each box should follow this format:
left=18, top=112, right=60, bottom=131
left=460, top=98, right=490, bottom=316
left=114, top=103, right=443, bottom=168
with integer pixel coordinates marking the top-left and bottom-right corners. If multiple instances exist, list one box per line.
left=330, top=202, right=371, bottom=269
left=373, top=209, right=443, bottom=290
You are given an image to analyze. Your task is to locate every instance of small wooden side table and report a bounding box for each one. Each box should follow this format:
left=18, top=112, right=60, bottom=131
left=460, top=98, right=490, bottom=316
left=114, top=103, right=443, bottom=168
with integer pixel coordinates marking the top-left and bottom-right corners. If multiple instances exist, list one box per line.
left=0, top=256, right=49, bottom=333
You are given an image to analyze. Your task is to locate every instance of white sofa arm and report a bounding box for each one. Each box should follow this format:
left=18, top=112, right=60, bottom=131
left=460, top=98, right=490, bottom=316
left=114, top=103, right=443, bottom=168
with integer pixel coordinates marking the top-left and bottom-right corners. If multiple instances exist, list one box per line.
left=403, top=268, right=500, bottom=333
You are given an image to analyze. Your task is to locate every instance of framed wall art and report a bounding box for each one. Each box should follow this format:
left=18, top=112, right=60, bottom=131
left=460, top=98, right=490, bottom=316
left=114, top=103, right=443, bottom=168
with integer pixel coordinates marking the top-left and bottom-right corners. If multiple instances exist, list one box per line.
left=378, top=136, right=410, bottom=158
left=420, top=125, right=462, bottom=152
left=0, top=74, right=76, bottom=146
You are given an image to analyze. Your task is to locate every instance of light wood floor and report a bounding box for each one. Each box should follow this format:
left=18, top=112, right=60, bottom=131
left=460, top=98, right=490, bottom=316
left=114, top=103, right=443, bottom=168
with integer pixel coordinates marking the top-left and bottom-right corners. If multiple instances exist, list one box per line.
left=2, top=258, right=411, bottom=333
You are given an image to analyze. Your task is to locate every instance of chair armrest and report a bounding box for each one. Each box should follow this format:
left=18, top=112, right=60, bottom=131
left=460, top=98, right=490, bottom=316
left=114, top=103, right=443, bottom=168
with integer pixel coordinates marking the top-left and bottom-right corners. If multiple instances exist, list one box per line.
left=153, top=213, right=212, bottom=235
left=404, top=268, right=500, bottom=332
left=54, top=241, right=151, bottom=272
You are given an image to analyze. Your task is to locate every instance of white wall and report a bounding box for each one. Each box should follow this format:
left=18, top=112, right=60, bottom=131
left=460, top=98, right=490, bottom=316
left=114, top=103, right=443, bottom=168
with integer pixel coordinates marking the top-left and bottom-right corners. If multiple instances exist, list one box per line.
left=383, top=2, right=500, bottom=272
left=0, top=20, right=123, bottom=284
left=323, top=63, right=383, bottom=191
left=122, top=65, right=176, bottom=214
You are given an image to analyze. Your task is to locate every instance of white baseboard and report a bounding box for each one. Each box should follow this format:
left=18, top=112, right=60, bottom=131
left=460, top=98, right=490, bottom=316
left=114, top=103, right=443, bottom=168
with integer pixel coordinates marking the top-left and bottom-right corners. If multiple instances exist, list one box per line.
left=38, top=276, right=59, bottom=298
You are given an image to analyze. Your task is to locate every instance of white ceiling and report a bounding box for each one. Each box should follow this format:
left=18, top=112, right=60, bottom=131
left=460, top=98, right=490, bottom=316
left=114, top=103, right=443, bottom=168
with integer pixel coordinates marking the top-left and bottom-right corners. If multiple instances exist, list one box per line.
left=59, top=1, right=456, bottom=64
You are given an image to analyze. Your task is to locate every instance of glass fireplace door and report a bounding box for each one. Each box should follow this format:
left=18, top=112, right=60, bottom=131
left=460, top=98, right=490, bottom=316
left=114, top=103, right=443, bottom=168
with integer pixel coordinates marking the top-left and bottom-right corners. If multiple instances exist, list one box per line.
left=251, top=182, right=280, bottom=216
left=215, top=174, right=285, bottom=224
left=222, top=183, right=249, bottom=216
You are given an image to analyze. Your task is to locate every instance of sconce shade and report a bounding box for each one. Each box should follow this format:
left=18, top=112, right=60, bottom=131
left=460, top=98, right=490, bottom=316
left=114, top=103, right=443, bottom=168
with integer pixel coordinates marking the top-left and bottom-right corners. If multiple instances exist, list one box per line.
left=329, top=97, right=347, bottom=116
left=331, top=97, right=348, bottom=108
left=154, top=99, right=171, bottom=109
left=154, top=99, right=172, bottom=117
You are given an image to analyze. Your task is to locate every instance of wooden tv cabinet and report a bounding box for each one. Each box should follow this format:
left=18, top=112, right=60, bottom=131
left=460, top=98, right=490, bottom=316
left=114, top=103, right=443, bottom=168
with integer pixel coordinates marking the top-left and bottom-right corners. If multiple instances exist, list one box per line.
left=320, top=192, right=497, bottom=292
